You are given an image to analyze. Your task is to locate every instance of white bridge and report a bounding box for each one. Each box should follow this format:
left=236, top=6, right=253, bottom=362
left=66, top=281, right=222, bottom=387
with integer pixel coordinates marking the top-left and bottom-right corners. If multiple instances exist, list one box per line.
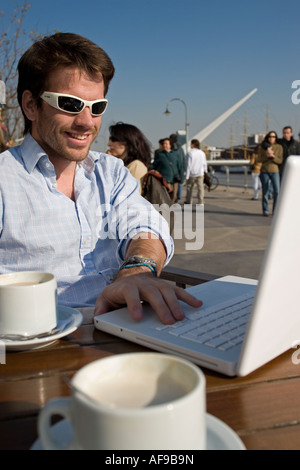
left=190, top=88, right=258, bottom=144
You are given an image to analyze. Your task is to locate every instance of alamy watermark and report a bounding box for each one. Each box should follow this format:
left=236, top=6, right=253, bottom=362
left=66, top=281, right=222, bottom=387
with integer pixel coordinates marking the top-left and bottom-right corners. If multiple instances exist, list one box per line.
left=291, top=341, right=300, bottom=365
left=96, top=202, right=204, bottom=251
left=0, top=341, right=6, bottom=364
left=291, top=80, right=300, bottom=104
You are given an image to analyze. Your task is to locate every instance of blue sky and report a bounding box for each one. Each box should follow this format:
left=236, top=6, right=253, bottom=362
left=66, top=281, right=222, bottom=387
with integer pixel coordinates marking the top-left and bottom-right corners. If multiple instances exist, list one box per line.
left=2, top=0, right=300, bottom=151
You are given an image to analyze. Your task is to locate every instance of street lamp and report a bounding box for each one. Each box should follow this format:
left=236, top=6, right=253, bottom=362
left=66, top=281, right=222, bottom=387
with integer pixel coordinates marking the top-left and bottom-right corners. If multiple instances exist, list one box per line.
left=164, top=98, right=189, bottom=153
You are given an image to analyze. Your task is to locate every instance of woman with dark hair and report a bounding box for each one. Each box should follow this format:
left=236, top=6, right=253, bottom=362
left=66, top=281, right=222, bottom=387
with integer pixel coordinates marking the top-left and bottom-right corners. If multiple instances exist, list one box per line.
left=258, top=130, right=283, bottom=216
left=108, top=122, right=151, bottom=192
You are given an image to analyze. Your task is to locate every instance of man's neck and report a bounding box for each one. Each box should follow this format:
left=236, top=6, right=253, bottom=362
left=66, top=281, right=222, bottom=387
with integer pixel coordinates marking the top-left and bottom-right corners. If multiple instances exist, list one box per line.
left=49, top=157, right=77, bottom=201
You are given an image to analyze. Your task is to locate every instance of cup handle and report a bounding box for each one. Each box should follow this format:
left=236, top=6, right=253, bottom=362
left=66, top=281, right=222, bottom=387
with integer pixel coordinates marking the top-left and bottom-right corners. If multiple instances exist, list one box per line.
left=38, top=397, right=74, bottom=450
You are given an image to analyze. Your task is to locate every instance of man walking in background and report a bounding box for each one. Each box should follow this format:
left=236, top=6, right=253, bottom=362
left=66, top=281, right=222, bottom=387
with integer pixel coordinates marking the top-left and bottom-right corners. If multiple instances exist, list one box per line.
left=277, top=126, right=300, bottom=179
left=169, top=133, right=186, bottom=202
left=185, top=139, right=207, bottom=204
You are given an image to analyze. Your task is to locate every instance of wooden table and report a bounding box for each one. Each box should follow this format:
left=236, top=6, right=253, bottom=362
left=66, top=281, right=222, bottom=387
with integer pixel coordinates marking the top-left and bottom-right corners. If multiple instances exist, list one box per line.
left=1, top=269, right=300, bottom=450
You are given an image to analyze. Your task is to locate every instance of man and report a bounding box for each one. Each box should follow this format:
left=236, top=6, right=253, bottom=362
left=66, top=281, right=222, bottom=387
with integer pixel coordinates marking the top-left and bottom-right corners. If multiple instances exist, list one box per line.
left=169, top=133, right=186, bottom=202
left=277, top=126, right=300, bottom=179
left=153, top=137, right=184, bottom=203
left=0, top=33, right=201, bottom=325
left=185, top=139, right=207, bottom=204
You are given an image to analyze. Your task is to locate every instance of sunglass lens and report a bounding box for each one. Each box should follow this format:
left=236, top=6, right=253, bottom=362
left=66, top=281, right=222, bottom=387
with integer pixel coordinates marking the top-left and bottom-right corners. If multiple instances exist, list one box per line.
left=58, top=96, right=84, bottom=113
left=92, top=101, right=107, bottom=115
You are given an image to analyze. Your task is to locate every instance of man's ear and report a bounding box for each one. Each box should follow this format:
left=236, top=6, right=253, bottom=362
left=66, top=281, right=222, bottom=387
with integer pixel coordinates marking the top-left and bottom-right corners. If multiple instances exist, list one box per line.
left=22, top=90, right=38, bottom=122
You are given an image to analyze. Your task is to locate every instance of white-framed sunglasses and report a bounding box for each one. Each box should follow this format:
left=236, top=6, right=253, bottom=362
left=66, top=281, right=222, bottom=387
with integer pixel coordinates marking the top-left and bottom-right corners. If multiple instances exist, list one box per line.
left=40, top=91, right=108, bottom=116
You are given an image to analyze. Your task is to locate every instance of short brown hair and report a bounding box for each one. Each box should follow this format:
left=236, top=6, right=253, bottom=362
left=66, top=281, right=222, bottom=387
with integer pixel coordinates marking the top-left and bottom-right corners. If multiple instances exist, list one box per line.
left=191, top=139, right=200, bottom=149
left=17, top=32, right=115, bottom=134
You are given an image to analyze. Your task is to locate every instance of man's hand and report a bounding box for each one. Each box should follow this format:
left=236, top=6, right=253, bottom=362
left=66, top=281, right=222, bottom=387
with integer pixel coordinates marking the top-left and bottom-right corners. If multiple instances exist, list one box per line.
left=94, top=273, right=203, bottom=325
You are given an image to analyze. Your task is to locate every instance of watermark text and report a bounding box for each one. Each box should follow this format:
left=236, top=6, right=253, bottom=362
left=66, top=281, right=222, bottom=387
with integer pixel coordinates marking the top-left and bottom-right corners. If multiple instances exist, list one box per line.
left=95, top=202, right=204, bottom=251
left=291, top=80, right=300, bottom=104
left=0, top=340, right=6, bottom=364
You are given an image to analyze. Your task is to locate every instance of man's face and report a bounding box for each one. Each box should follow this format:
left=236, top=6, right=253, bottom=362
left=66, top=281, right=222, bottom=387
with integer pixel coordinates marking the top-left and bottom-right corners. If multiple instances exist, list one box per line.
left=283, top=128, right=293, bottom=141
left=28, top=66, right=104, bottom=164
left=163, top=139, right=171, bottom=152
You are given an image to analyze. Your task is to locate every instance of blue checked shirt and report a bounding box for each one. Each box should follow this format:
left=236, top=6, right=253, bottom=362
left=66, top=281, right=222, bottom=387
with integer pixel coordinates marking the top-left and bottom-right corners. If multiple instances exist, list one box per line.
left=0, top=134, right=174, bottom=307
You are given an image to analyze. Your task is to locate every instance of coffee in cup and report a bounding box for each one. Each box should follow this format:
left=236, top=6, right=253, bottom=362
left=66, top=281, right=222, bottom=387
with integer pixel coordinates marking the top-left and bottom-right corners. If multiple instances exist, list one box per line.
left=38, top=352, right=206, bottom=450
left=0, top=271, right=57, bottom=337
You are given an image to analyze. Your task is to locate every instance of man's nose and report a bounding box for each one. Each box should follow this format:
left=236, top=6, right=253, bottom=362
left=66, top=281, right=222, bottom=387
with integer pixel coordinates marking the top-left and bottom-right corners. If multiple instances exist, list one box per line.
left=73, top=106, right=95, bottom=127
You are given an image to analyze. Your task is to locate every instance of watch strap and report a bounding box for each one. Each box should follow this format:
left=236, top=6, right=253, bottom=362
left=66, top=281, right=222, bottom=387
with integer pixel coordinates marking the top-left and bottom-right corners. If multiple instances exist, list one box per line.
left=120, top=255, right=158, bottom=277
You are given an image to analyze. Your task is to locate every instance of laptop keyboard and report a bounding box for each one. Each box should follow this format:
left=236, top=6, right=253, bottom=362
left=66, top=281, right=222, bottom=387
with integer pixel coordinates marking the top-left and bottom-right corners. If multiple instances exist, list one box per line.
left=155, top=292, right=254, bottom=351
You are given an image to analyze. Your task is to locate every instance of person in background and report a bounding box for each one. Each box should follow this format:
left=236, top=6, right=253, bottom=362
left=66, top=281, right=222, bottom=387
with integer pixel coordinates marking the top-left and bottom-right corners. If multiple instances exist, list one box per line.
left=249, top=145, right=262, bottom=200
left=258, top=131, right=283, bottom=216
left=108, top=122, right=151, bottom=193
left=153, top=137, right=184, bottom=203
left=154, top=138, right=164, bottom=159
left=0, top=32, right=202, bottom=325
left=277, top=126, right=300, bottom=179
left=185, top=139, right=207, bottom=204
left=169, top=133, right=186, bottom=202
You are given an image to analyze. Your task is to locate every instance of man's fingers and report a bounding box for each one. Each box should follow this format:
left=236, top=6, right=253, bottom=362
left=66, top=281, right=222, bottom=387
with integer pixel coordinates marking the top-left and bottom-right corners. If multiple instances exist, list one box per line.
left=94, top=274, right=203, bottom=325
left=174, top=287, right=203, bottom=308
left=126, top=283, right=202, bottom=325
left=121, top=285, right=144, bottom=321
left=148, top=286, right=203, bottom=324
left=94, top=282, right=144, bottom=321
left=94, top=297, right=115, bottom=316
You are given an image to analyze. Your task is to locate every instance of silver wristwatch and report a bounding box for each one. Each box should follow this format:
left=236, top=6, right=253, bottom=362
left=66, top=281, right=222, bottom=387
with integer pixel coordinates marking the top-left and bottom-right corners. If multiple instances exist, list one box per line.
left=120, top=255, right=158, bottom=277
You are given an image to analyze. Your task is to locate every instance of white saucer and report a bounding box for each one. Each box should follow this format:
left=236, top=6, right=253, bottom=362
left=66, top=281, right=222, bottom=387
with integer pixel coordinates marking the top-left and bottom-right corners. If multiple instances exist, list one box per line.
left=30, top=413, right=246, bottom=450
left=3, top=306, right=83, bottom=351
left=206, top=413, right=246, bottom=450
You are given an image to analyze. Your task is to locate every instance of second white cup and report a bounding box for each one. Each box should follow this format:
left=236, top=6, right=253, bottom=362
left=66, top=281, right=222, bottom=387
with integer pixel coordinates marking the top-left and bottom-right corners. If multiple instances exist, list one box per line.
left=38, top=352, right=206, bottom=450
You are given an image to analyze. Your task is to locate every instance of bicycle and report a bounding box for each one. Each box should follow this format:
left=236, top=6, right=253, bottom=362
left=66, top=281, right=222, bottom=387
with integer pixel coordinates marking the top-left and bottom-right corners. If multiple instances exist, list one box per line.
left=204, top=166, right=219, bottom=191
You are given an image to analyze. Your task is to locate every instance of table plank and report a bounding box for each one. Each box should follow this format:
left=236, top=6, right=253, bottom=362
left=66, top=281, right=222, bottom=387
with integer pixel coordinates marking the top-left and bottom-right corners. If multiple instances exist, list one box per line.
left=206, top=376, right=300, bottom=433
left=1, top=415, right=300, bottom=451
left=204, top=350, right=299, bottom=390
left=241, top=424, right=300, bottom=450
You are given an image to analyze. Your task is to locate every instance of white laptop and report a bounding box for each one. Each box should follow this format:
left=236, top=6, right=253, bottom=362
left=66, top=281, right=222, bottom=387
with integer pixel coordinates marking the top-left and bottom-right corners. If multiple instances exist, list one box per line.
left=94, top=156, right=300, bottom=376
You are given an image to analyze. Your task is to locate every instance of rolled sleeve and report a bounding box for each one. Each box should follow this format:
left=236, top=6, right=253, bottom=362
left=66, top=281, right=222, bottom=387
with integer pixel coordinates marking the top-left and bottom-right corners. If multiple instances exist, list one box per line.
left=115, top=196, right=174, bottom=264
left=99, top=159, right=174, bottom=265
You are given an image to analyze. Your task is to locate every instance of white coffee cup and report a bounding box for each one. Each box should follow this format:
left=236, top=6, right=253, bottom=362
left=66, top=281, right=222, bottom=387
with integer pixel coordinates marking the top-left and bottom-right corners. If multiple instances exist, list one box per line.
left=0, top=271, right=57, bottom=337
left=38, top=352, right=206, bottom=450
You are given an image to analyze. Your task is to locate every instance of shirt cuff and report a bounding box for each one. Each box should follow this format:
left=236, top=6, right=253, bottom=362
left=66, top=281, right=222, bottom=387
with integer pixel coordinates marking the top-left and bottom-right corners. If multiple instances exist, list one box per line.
left=117, top=228, right=174, bottom=266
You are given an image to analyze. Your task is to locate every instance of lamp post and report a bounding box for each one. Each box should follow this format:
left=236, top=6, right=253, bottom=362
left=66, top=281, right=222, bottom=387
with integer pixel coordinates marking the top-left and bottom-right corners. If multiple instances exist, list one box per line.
left=164, top=98, right=189, bottom=153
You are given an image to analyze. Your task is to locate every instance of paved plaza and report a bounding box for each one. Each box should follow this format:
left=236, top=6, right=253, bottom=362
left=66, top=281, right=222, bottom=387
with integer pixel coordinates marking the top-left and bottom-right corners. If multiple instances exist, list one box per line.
left=170, top=184, right=272, bottom=281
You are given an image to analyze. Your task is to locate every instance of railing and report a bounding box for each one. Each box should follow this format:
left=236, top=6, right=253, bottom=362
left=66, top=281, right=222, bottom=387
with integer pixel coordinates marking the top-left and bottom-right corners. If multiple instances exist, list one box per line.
left=161, top=266, right=219, bottom=288
left=206, top=159, right=250, bottom=191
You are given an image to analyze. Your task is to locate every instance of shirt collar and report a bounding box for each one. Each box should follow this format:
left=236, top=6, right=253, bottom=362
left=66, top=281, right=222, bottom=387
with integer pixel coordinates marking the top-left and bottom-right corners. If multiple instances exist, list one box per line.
left=20, top=133, right=99, bottom=174
left=79, top=150, right=99, bottom=173
left=20, top=133, right=48, bottom=173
